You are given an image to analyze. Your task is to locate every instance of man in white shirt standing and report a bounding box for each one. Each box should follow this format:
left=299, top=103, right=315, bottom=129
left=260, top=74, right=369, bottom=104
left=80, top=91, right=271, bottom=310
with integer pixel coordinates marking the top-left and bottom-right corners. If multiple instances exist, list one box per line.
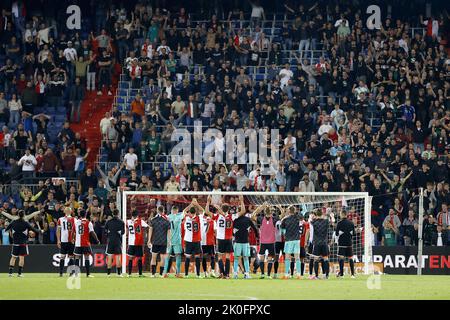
left=64, top=41, right=78, bottom=82
left=18, top=149, right=37, bottom=183
left=279, top=63, right=293, bottom=89
left=123, top=147, right=138, bottom=172
left=250, top=0, right=265, bottom=28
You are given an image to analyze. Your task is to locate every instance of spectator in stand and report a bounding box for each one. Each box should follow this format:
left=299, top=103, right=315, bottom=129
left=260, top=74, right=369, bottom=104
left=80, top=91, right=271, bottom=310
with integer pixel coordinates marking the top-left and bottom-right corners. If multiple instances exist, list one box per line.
left=69, top=77, right=85, bottom=123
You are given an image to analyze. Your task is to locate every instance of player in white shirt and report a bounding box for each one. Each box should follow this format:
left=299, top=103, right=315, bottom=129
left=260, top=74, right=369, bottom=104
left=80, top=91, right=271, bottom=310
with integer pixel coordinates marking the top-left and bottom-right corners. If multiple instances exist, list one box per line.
left=56, top=207, right=75, bottom=277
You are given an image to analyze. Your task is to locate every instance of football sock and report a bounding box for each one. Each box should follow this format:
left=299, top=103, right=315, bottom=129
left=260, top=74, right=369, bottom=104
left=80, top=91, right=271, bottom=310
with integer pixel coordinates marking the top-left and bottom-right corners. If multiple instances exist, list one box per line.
left=151, top=264, right=156, bottom=275
left=300, top=261, right=305, bottom=276
left=274, top=260, right=279, bottom=274
left=159, top=266, right=164, bottom=276
left=84, top=259, right=90, bottom=276
left=107, top=268, right=111, bottom=275
left=18, top=266, right=23, bottom=275
left=117, top=267, right=122, bottom=275
left=267, top=261, right=273, bottom=276
left=314, top=260, right=319, bottom=277
left=175, top=255, right=182, bottom=274
left=68, top=258, right=74, bottom=267
left=339, top=258, right=345, bottom=276
left=291, top=260, right=295, bottom=276
left=296, top=259, right=301, bottom=276
left=137, top=259, right=143, bottom=275
left=218, top=258, right=225, bottom=275
left=202, top=257, right=208, bottom=272
left=9, top=265, right=13, bottom=275
left=259, top=261, right=265, bottom=275
left=233, top=258, right=239, bottom=274
left=128, top=260, right=133, bottom=275
left=253, top=259, right=259, bottom=273
left=243, top=257, right=250, bottom=273
left=59, top=259, right=64, bottom=275
left=195, top=257, right=201, bottom=276
left=210, top=256, right=215, bottom=271
left=349, top=259, right=355, bottom=276
left=284, top=258, right=291, bottom=275
left=309, top=258, right=314, bottom=275
left=163, top=257, right=170, bottom=274
left=323, top=260, right=329, bottom=276
left=225, top=259, right=231, bottom=276
left=185, top=257, right=190, bottom=276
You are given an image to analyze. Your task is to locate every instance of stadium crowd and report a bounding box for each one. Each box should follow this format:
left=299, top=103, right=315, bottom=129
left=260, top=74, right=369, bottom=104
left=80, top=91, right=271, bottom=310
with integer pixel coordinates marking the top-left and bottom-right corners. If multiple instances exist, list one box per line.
left=0, top=0, right=449, bottom=248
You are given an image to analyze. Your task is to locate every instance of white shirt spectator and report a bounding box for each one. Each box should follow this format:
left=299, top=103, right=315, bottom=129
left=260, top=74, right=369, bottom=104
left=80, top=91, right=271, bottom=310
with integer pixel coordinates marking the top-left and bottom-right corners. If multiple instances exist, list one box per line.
left=251, top=4, right=265, bottom=18
left=18, top=153, right=37, bottom=172
left=284, top=136, right=297, bottom=152
left=124, top=152, right=138, bottom=170
left=318, top=123, right=333, bottom=136
left=100, top=116, right=113, bottom=135
left=156, top=45, right=171, bottom=55
left=63, top=47, right=77, bottom=62
left=279, top=68, right=293, bottom=88
left=38, top=27, right=51, bottom=46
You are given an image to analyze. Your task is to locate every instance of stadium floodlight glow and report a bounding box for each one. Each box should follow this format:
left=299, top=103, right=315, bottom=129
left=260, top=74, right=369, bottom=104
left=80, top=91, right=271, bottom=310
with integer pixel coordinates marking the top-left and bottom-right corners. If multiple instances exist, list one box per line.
left=119, top=191, right=373, bottom=275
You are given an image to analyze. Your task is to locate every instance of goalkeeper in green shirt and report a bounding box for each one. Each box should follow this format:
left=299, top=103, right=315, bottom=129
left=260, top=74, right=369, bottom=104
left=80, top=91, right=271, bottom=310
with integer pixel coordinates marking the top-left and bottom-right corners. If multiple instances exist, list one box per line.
left=163, top=205, right=184, bottom=277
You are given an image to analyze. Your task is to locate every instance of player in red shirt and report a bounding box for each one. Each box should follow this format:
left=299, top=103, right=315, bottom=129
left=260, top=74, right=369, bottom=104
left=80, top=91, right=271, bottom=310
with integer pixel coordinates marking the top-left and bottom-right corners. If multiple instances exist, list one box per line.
left=126, top=209, right=149, bottom=277
left=182, top=198, right=204, bottom=278
left=207, top=195, right=245, bottom=278
left=74, top=210, right=100, bottom=277
left=56, top=207, right=75, bottom=277
left=201, top=199, right=216, bottom=277
left=299, top=214, right=310, bottom=278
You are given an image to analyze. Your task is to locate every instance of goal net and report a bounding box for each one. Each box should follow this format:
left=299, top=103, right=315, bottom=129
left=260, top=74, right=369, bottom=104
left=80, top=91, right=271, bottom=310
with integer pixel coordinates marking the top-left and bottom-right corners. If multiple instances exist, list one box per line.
left=119, top=191, right=373, bottom=275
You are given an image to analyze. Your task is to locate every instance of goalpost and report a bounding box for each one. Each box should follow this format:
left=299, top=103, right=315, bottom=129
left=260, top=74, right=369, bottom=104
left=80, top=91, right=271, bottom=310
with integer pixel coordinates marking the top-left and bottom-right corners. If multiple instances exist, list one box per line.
left=118, top=191, right=373, bottom=275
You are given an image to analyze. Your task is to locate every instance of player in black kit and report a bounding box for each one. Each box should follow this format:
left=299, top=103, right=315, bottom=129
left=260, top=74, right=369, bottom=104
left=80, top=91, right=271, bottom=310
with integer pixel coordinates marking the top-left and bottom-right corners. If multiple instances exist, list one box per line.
left=311, top=209, right=331, bottom=279
left=6, top=210, right=43, bottom=277
left=105, top=209, right=125, bottom=277
left=335, top=209, right=356, bottom=278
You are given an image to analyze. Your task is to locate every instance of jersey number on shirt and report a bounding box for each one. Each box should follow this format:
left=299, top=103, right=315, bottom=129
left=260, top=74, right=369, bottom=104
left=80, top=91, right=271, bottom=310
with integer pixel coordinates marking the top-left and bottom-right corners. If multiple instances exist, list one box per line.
left=128, top=225, right=141, bottom=235
left=62, top=221, right=72, bottom=231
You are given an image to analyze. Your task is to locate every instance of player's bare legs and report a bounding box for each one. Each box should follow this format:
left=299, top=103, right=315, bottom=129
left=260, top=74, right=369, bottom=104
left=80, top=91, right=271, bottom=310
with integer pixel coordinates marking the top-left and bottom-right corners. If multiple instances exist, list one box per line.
left=8, top=256, right=17, bottom=277
left=107, top=254, right=122, bottom=277
left=84, top=254, right=93, bottom=277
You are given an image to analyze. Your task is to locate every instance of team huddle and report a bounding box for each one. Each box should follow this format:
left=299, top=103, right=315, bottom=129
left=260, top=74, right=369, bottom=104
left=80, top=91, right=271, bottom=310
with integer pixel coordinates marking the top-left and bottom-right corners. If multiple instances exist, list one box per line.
left=5, top=196, right=358, bottom=279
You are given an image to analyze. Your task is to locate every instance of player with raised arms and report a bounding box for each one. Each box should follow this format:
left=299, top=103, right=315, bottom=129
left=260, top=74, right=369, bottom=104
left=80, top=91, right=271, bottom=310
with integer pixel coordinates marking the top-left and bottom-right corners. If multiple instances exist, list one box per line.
left=280, top=206, right=302, bottom=279
left=148, top=205, right=171, bottom=277
left=182, top=198, right=204, bottom=278
left=310, top=208, right=331, bottom=279
left=201, top=196, right=217, bottom=277
left=274, top=205, right=286, bottom=278
left=126, top=209, right=149, bottom=277
left=104, top=209, right=125, bottom=277
left=163, top=204, right=184, bottom=277
left=74, top=210, right=100, bottom=278
left=6, top=210, right=44, bottom=277
left=252, top=202, right=279, bottom=279
left=335, top=209, right=356, bottom=278
left=231, top=195, right=258, bottom=279
left=298, top=213, right=310, bottom=277
left=208, top=196, right=243, bottom=279
left=57, top=207, right=76, bottom=277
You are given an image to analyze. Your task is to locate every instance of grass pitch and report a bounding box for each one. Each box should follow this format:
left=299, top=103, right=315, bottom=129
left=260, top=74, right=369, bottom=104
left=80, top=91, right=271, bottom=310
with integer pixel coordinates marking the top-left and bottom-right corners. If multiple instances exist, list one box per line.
left=0, top=273, right=449, bottom=300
